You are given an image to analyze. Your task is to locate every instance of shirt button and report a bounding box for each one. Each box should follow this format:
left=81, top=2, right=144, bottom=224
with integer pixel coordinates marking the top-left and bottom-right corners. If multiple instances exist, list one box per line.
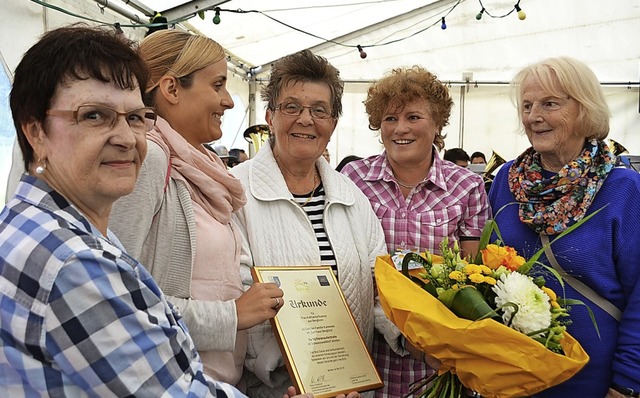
left=395, top=359, right=400, bottom=365
left=184, top=373, right=193, bottom=382
left=401, top=212, right=406, bottom=218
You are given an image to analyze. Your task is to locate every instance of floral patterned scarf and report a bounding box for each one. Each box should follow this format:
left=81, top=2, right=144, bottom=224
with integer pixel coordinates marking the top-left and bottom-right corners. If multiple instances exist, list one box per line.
left=508, top=139, right=615, bottom=235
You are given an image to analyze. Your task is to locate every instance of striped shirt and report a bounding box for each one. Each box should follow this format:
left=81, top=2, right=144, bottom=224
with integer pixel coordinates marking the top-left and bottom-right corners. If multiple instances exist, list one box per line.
left=341, top=150, right=490, bottom=398
left=292, top=183, right=338, bottom=277
left=0, top=176, right=245, bottom=398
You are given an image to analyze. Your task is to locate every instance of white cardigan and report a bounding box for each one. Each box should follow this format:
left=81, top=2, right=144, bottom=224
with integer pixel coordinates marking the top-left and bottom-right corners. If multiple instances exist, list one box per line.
left=231, top=145, right=400, bottom=398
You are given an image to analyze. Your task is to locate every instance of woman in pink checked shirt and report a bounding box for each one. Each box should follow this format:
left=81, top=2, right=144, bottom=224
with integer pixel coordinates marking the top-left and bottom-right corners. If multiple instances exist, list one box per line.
left=341, top=66, right=490, bottom=398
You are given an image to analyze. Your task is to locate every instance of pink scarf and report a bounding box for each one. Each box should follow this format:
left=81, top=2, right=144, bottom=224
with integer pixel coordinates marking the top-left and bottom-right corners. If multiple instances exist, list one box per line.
left=147, top=117, right=246, bottom=224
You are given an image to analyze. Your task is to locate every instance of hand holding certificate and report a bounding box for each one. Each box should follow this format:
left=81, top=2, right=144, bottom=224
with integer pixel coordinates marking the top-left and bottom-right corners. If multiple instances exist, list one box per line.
left=252, top=266, right=383, bottom=398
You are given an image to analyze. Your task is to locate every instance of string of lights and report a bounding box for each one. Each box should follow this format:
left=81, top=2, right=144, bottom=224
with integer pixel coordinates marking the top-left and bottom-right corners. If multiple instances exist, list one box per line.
left=476, top=0, right=526, bottom=20
left=197, top=1, right=465, bottom=59
left=30, top=0, right=527, bottom=62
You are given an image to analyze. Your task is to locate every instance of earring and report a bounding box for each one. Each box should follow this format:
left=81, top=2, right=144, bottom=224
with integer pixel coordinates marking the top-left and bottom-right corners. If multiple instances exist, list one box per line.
left=35, top=159, right=46, bottom=175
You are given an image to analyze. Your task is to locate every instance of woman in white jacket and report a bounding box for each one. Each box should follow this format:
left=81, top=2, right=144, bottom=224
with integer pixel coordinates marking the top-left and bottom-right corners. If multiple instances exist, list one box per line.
left=231, top=49, right=399, bottom=398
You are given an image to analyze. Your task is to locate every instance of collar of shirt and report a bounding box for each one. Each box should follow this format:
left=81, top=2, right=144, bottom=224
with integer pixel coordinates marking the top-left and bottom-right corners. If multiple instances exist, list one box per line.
left=14, top=175, right=129, bottom=251
left=362, top=148, right=449, bottom=192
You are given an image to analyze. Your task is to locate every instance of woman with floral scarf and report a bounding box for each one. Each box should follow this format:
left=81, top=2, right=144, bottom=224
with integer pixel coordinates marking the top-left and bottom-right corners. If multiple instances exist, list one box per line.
left=489, top=56, right=640, bottom=397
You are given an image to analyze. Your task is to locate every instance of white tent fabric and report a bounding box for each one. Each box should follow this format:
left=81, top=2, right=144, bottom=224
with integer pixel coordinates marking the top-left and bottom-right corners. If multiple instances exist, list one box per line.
left=1, top=0, right=639, bottom=196
left=155, top=0, right=640, bottom=82
left=197, top=0, right=640, bottom=164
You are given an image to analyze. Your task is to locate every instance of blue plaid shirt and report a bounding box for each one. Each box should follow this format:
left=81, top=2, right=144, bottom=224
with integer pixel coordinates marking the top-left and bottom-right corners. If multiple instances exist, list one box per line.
left=0, top=175, right=245, bottom=398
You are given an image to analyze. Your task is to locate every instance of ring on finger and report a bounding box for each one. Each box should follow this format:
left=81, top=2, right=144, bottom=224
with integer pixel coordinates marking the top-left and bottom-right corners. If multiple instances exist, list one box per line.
left=273, top=297, right=280, bottom=309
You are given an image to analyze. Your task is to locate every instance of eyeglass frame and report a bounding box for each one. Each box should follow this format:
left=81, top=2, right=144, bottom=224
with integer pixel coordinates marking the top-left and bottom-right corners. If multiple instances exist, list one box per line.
left=274, top=102, right=334, bottom=120
left=46, top=104, right=157, bottom=133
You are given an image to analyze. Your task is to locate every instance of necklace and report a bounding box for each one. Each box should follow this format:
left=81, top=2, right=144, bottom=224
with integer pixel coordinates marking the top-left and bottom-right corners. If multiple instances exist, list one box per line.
left=393, top=170, right=429, bottom=190
left=395, top=178, right=417, bottom=189
left=298, top=171, right=318, bottom=207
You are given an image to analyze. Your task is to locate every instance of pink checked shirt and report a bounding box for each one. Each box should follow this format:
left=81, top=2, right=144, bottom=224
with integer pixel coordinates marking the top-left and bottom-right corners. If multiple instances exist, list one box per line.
left=341, top=150, right=490, bottom=397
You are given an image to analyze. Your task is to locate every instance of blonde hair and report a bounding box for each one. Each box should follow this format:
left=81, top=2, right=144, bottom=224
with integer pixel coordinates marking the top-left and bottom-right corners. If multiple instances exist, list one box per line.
left=511, top=56, right=610, bottom=140
left=140, top=30, right=225, bottom=104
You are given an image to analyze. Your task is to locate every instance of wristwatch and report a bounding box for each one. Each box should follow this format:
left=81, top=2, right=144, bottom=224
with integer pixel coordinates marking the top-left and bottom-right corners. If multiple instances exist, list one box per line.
left=612, top=383, right=640, bottom=397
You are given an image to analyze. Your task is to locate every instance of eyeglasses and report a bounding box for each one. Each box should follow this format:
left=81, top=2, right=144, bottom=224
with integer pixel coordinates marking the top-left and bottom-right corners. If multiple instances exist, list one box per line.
left=46, top=105, right=157, bottom=134
left=275, top=102, right=332, bottom=120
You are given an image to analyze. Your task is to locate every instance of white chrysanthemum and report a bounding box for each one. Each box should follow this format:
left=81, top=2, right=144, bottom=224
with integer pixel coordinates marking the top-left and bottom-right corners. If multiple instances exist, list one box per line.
left=492, top=272, right=551, bottom=335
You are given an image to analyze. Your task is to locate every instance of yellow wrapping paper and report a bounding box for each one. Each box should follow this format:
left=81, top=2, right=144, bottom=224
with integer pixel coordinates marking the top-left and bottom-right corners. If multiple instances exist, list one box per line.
left=375, top=255, right=589, bottom=398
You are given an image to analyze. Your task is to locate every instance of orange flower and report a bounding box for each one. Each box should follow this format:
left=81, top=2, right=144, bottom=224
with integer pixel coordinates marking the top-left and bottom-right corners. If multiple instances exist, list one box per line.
left=481, top=244, right=525, bottom=271
left=504, top=247, right=526, bottom=271
left=481, top=244, right=509, bottom=270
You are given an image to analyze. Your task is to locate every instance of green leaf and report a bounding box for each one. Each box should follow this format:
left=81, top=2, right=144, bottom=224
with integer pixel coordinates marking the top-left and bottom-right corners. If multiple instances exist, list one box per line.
left=494, top=301, right=519, bottom=325
left=420, top=278, right=438, bottom=297
left=401, top=252, right=429, bottom=277
left=450, top=286, right=498, bottom=321
left=473, top=202, right=516, bottom=264
left=520, top=205, right=607, bottom=274
left=401, top=252, right=438, bottom=297
left=438, top=288, right=458, bottom=308
left=560, top=298, right=601, bottom=339
left=474, top=219, right=495, bottom=264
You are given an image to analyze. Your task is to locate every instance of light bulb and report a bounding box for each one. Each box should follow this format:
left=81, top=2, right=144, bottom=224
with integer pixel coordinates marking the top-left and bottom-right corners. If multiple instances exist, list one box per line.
left=476, top=8, right=485, bottom=20
left=213, top=9, right=221, bottom=24
left=514, top=4, right=526, bottom=20
left=357, top=45, right=367, bottom=59
left=441, top=17, right=447, bottom=30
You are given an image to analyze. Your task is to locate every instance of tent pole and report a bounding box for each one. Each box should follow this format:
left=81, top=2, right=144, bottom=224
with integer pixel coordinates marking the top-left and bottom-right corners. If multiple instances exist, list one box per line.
left=458, top=86, right=465, bottom=149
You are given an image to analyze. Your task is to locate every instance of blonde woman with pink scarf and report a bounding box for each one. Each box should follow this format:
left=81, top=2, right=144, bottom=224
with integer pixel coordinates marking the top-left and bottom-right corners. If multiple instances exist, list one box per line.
left=109, top=30, right=284, bottom=389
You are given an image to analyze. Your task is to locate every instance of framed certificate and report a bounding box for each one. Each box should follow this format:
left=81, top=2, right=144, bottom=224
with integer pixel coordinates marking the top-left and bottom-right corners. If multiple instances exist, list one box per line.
left=252, top=266, right=383, bottom=397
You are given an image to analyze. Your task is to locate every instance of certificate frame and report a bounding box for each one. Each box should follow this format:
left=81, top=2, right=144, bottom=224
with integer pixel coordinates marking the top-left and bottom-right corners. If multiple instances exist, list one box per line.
left=252, top=266, right=383, bottom=397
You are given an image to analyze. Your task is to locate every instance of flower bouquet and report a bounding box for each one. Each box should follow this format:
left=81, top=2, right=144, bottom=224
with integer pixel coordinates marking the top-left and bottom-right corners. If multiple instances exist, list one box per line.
left=375, top=213, right=599, bottom=398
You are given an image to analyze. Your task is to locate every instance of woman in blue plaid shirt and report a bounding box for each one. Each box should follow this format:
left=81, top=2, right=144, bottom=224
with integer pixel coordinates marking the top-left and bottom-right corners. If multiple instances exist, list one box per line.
left=0, top=24, right=319, bottom=398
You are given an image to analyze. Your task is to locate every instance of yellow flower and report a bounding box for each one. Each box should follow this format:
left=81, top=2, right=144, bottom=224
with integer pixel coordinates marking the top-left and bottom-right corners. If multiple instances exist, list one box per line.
left=542, top=286, right=557, bottom=301
left=479, top=265, right=492, bottom=275
left=449, top=271, right=465, bottom=282
left=468, top=273, right=485, bottom=284
left=483, top=276, right=497, bottom=285
left=464, top=264, right=481, bottom=275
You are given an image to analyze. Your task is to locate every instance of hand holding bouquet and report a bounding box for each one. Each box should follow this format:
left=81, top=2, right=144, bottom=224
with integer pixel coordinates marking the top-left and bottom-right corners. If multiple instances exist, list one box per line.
left=376, top=213, right=599, bottom=398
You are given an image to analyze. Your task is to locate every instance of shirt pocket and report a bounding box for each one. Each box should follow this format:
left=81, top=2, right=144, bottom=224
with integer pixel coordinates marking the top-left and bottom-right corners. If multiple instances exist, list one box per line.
left=417, top=205, right=463, bottom=248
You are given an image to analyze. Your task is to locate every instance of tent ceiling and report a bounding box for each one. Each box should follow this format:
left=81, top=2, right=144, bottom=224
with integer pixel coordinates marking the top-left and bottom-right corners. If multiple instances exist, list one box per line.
left=145, top=0, right=447, bottom=72
left=131, top=0, right=640, bottom=83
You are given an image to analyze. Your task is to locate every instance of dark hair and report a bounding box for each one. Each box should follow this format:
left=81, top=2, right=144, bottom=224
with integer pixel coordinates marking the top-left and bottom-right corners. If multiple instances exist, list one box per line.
left=470, top=151, right=486, bottom=162
left=227, top=148, right=246, bottom=167
left=443, top=148, right=470, bottom=163
left=229, top=148, right=246, bottom=158
left=262, top=49, right=343, bottom=119
left=10, top=24, right=149, bottom=170
left=335, top=155, right=362, bottom=172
